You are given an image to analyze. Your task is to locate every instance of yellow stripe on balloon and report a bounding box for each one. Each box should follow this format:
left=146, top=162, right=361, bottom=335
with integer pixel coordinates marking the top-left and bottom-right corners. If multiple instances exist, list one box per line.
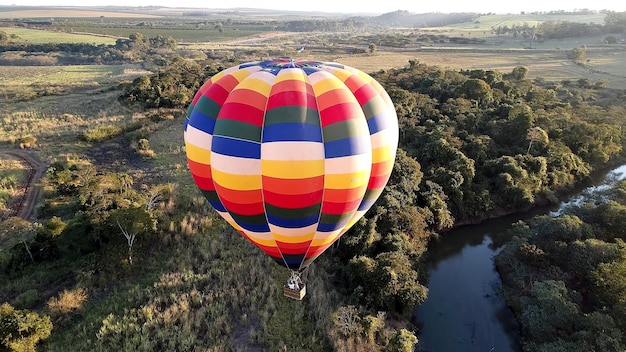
left=229, top=67, right=256, bottom=82
left=327, top=67, right=353, bottom=82
left=235, top=71, right=276, bottom=96
left=372, top=144, right=395, bottom=164
left=310, top=230, right=342, bottom=246
left=185, top=142, right=211, bottom=165
left=272, top=231, right=316, bottom=244
left=274, top=68, right=306, bottom=83
left=261, top=159, right=324, bottom=179
left=211, top=169, right=261, bottom=191
left=243, top=231, right=277, bottom=247
left=324, top=170, right=370, bottom=189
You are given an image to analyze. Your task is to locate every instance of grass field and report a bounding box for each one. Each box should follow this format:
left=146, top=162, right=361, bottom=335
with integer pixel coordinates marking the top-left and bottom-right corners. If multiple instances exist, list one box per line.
left=336, top=48, right=626, bottom=88
left=0, top=65, right=130, bottom=86
left=0, top=27, right=118, bottom=45
left=0, top=8, right=162, bottom=19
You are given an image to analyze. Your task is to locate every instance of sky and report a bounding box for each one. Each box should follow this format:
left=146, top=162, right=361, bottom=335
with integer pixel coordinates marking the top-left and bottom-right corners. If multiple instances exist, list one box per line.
left=1, top=0, right=625, bottom=15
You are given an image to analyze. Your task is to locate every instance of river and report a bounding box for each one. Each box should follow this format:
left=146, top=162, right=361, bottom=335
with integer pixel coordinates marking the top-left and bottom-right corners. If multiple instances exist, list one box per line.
left=414, top=164, right=626, bottom=352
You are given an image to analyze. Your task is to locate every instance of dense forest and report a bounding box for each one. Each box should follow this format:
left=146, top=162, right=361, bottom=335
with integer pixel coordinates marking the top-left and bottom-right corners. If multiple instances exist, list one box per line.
left=2, top=12, right=626, bottom=350
left=496, top=179, right=626, bottom=351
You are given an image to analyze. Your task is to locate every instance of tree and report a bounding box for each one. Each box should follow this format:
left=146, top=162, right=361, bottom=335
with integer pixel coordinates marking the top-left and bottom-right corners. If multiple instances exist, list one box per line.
left=108, top=207, right=155, bottom=265
left=385, top=329, right=418, bottom=352
left=0, top=303, right=52, bottom=352
left=526, top=127, right=549, bottom=154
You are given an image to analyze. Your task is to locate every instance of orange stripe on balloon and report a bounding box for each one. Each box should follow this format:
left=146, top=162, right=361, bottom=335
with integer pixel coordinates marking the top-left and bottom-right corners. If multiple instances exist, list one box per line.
left=370, top=159, right=394, bottom=176
left=262, top=175, right=324, bottom=195
left=304, top=245, right=331, bottom=259
left=322, top=186, right=367, bottom=203
left=250, top=241, right=282, bottom=258
left=223, top=88, right=268, bottom=111
left=321, top=197, right=362, bottom=215
left=214, top=184, right=262, bottom=205
left=215, top=74, right=241, bottom=94
left=315, top=87, right=354, bottom=111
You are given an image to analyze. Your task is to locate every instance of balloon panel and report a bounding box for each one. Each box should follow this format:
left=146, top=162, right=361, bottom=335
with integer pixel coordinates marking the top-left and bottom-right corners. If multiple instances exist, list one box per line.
left=184, top=59, right=399, bottom=270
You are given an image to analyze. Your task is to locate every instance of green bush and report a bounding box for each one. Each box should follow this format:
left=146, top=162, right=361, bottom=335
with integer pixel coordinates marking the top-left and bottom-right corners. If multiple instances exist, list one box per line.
left=0, top=302, right=52, bottom=352
left=80, top=125, right=123, bottom=143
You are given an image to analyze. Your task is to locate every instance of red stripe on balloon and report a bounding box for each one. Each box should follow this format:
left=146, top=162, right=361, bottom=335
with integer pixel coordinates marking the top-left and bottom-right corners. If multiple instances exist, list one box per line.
left=263, top=189, right=323, bottom=209
left=223, top=88, right=268, bottom=111
left=367, top=174, right=391, bottom=190
left=370, top=159, right=393, bottom=176
left=204, top=81, right=231, bottom=105
left=321, top=197, right=362, bottom=215
left=262, top=175, right=324, bottom=195
left=266, top=90, right=317, bottom=110
left=304, top=245, right=329, bottom=259
left=219, top=198, right=265, bottom=216
left=249, top=240, right=282, bottom=258
left=214, top=184, right=263, bottom=205
left=187, top=159, right=212, bottom=177
left=191, top=174, right=214, bottom=191
left=320, top=103, right=362, bottom=127
left=276, top=240, right=312, bottom=255
left=351, top=83, right=379, bottom=106
left=217, top=102, right=265, bottom=127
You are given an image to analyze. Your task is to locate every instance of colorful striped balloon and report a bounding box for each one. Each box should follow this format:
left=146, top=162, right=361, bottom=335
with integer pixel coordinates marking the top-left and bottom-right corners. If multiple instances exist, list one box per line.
left=184, top=59, right=398, bottom=271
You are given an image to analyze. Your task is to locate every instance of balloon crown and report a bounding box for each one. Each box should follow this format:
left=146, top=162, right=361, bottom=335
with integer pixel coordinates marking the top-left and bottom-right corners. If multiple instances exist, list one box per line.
left=244, top=58, right=344, bottom=72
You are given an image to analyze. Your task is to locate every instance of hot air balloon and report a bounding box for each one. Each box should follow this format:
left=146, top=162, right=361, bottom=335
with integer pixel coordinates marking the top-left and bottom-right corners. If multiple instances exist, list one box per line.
left=184, top=59, right=398, bottom=299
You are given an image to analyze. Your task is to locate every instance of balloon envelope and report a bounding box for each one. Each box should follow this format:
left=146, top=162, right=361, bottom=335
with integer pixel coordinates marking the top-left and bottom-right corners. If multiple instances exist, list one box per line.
left=184, top=59, right=398, bottom=270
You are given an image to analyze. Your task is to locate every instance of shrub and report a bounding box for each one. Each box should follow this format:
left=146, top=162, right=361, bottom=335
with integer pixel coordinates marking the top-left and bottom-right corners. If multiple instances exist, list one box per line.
left=0, top=303, right=52, bottom=351
left=80, top=125, right=123, bottom=143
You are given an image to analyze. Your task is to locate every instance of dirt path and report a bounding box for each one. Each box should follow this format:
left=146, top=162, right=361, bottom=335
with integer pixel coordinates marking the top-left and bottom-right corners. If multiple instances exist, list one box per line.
left=0, top=149, right=46, bottom=222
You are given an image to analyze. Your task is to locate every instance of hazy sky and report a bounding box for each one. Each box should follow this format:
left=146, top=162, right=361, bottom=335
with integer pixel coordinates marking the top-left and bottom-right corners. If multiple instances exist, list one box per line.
left=1, top=0, right=625, bottom=15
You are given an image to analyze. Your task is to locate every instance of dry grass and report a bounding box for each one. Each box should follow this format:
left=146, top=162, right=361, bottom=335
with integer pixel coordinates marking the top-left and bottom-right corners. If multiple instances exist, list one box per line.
left=47, top=287, right=88, bottom=316
left=332, top=49, right=626, bottom=90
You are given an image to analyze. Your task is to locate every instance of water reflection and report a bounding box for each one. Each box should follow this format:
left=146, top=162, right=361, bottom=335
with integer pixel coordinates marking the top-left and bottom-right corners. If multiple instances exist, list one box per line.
left=414, top=164, right=626, bottom=352
left=415, top=228, right=522, bottom=352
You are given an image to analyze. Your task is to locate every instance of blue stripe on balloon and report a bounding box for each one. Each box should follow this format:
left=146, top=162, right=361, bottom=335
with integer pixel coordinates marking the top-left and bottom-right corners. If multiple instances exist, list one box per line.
left=317, top=218, right=351, bottom=232
left=357, top=199, right=375, bottom=211
left=283, top=256, right=304, bottom=269
left=367, top=112, right=393, bottom=134
left=267, top=213, right=319, bottom=228
left=211, top=135, right=260, bottom=159
left=262, top=123, right=323, bottom=143
left=208, top=200, right=227, bottom=213
left=237, top=222, right=271, bottom=233
left=188, top=110, right=216, bottom=135
left=324, top=136, right=370, bottom=158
